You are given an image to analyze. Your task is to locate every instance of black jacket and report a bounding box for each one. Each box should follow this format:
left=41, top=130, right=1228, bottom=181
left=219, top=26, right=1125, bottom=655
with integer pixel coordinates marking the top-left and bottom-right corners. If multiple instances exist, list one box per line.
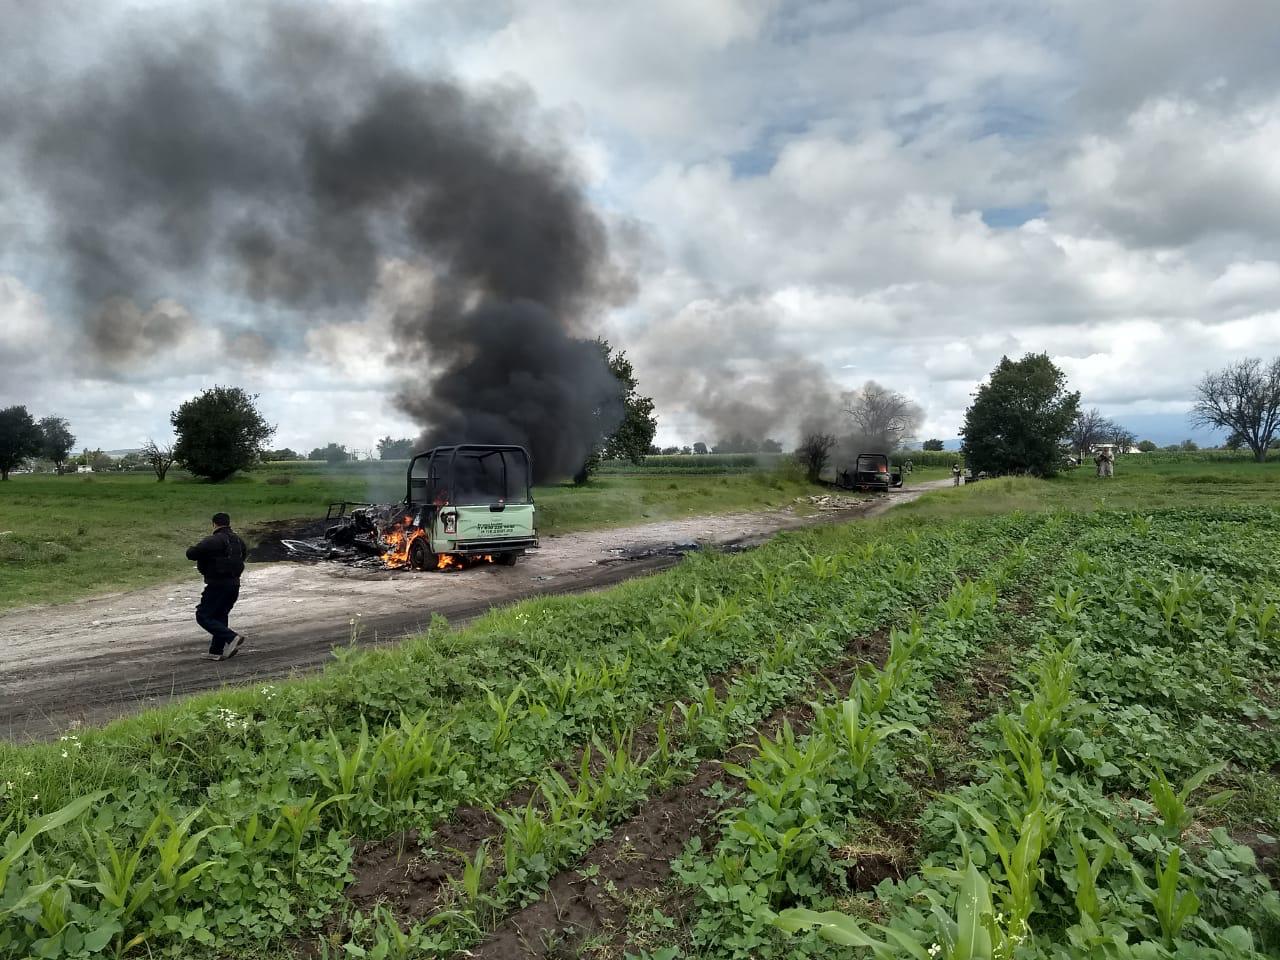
left=186, top=527, right=247, bottom=583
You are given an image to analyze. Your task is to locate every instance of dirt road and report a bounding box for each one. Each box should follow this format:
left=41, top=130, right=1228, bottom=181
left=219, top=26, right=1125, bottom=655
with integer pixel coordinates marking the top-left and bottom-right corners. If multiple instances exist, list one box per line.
left=0, top=481, right=947, bottom=739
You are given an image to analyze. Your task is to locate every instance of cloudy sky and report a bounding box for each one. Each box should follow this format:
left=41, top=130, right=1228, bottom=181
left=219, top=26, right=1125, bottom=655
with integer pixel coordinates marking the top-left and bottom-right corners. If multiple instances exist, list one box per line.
left=4, top=0, right=1280, bottom=454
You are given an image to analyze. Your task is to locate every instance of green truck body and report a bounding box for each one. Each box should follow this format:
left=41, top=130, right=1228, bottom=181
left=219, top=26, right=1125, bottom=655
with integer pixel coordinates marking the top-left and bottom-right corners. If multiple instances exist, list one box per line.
left=404, top=444, right=538, bottom=569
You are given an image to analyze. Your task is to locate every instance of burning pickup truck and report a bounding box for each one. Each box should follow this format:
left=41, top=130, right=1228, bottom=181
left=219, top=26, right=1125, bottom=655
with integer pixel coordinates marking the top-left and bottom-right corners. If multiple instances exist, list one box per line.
left=296, top=444, right=539, bottom=570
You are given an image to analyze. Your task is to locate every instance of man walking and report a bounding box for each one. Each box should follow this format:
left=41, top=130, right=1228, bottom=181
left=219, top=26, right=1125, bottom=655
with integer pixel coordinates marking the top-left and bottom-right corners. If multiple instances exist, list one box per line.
left=186, top=512, right=248, bottom=661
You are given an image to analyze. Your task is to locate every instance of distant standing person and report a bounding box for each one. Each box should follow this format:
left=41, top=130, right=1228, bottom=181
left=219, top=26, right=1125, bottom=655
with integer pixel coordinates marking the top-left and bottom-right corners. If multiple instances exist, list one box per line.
left=952, top=462, right=962, bottom=486
left=186, top=512, right=248, bottom=661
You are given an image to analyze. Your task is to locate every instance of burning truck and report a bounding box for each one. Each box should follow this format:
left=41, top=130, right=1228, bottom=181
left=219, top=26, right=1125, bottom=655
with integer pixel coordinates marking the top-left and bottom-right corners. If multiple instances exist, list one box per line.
left=301, top=444, right=538, bottom=571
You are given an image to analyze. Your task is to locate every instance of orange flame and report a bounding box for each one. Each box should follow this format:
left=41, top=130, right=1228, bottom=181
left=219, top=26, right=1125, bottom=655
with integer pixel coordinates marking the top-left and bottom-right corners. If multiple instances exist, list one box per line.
left=380, top=516, right=427, bottom=569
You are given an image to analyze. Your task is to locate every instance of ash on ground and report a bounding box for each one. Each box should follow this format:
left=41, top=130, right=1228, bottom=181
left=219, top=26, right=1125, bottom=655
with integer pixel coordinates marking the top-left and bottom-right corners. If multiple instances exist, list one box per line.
left=247, top=506, right=401, bottom=567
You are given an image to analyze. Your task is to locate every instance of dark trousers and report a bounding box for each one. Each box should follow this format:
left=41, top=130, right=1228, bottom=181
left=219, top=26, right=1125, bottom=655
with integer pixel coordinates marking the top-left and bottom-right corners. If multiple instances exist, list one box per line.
left=196, top=580, right=240, bottom=653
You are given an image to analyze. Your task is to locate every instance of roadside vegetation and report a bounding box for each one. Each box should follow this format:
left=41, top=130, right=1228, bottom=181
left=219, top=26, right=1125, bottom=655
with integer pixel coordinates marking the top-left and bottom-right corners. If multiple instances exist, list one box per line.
left=0, top=458, right=1276, bottom=959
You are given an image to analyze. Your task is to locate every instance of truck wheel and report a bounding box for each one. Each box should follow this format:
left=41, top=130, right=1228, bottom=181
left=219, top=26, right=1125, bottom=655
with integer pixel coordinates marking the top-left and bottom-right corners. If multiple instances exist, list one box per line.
left=409, top=539, right=433, bottom=571
left=495, top=552, right=519, bottom=566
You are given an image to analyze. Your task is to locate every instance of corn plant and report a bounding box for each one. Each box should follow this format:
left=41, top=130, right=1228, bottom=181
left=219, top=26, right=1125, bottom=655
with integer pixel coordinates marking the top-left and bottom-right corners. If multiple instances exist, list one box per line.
left=817, top=697, right=918, bottom=779
left=306, top=717, right=375, bottom=829
left=1131, top=847, right=1201, bottom=947
left=1070, top=832, right=1114, bottom=927
left=374, top=713, right=455, bottom=804
left=480, top=683, right=526, bottom=752
left=729, top=816, right=824, bottom=908
left=724, top=721, right=836, bottom=814
left=788, top=547, right=842, bottom=581
left=945, top=796, right=1062, bottom=940
left=0, top=792, right=105, bottom=922
left=278, top=794, right=350, bottom=876
left=1050, top=584, right=1086, bottom=624
left=776, top=860, right=999, bottom=959
left=751, top=559, right=795, bottom=604
left=1144, top=760, right=1229, bottom=837
left=456, top=841, right=488, bottom=906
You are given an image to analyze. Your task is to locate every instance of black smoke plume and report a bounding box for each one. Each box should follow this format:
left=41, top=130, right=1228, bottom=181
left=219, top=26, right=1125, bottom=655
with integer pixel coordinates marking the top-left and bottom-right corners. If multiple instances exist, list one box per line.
left=1, top=5, right=628, bottom=480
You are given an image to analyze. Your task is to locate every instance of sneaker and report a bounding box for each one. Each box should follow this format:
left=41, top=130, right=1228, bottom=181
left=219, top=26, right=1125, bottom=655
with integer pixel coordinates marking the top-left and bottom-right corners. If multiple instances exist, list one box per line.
left=222, top=634, right=246, bottom=659
left=202, top=651, right=223, bottom=661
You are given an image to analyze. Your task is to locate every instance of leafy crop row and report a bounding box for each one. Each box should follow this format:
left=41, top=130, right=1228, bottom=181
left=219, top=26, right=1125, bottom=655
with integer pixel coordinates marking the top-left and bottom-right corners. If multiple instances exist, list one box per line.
left=659, top=507, right=1279, bottom=959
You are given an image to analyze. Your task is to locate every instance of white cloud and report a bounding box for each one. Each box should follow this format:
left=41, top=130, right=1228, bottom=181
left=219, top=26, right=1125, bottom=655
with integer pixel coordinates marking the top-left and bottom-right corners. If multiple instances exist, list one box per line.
left=7, top=2, right=1280, bottom=453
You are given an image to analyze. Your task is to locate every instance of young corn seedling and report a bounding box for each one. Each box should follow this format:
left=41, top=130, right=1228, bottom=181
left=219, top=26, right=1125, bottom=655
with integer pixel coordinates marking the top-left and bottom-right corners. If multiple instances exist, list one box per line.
left=1144, top=760, right=1229, bottom=838
left=1131, top=847, right=1201, bottom=948
left=150, top=808, right=221, bottom=918
left=374, top=714, right=455, bottom=804
left=456, top=841, right=489, bottom=906
left=945, top=796, right=1062, bottom=942
left=0, top=792, right=105, bottom=923
left=822, top=696, right=919, bottom=780
left=776, top=859, right=1000, bottom=960
left=729, top=816, right=824, bottom=908
left=1050, top=585, right=1086, bottom=624
left=788, top=547, right=842, bottom=581
left=1070, top=831, right=1114, bottom=929
left=306, top=717, right=375, bottom=830
left=481, top=683, right=526, bottom=752
left=278, top=794, right=350, bottom=877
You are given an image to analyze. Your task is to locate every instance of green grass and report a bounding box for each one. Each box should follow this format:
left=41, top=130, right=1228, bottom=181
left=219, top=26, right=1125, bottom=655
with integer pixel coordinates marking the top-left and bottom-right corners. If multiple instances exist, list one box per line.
left=0, top=463, right=826, bottom=610
left=896, top=453, right=1280, bottom=524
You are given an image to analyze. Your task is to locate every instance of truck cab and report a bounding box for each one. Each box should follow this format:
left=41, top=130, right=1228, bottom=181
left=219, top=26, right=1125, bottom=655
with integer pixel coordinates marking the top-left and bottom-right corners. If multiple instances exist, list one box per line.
left=405, top=444, right=538, bottom=569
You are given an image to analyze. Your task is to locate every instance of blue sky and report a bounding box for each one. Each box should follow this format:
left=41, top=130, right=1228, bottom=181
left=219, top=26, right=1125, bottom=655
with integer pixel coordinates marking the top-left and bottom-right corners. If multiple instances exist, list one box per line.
left=1, top=0, right=1278, bottom=454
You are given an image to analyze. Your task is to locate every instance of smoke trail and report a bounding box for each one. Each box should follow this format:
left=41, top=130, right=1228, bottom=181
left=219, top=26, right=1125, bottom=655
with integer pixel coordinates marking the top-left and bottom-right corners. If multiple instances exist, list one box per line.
left=2, top=5, right=628, bottom=480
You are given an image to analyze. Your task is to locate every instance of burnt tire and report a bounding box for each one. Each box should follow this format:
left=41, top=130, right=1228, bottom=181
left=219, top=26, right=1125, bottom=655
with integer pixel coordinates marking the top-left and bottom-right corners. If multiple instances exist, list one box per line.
left=408, top=538, right=433, bottom=571
left=495, top=552, right=519, bottom=566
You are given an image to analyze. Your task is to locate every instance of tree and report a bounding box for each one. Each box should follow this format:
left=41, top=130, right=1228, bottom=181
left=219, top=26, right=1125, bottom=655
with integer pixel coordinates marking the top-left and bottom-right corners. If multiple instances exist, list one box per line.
left=1137, top=439, right=1158, bottom=453
left=1069, top=408, right=1109, bottom=457
left=142, top=439, right=176, bottom=482
left=38, top=417, right=76, bottom=474
left=680, top=446, right=692, bottom=455
left=796, top=432, right=837, bottom=483
left=660, top=446, right=679, bottom=455
left=1102, top=421, right=1137, bottom=454
left=922, top=438, right=945, bottom=451
left=377, top=437, right=416, bottom=460
left=693, top=442, right=708, bottom=455
left=760, top=438, right=783, bottom=453
left=1179, top=438, right=1199, bottom=452
left=1191, top=356, right=1280, bottom=462
left=262, top=448, right=300, bottom=462
left=83, top=449, right=116, bottom=472
left=961, top=354, right=1080, bottom=477
left=309, top=443, right=349, bottom=464
left=575, top=341, right=658, bottom=484
left=843, top=381, right=923, bottom=451
left=713, top=434, right=759, bottom=454
left=0, top=406, right=42, bottom=480
left=171, top=385, right=275, bottom=482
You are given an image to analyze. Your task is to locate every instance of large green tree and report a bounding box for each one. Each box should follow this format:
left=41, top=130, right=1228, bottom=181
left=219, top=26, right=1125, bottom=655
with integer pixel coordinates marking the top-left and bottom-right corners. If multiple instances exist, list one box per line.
left=171, top=386, right=275, bottom=482
left=0, top=405, right=42, bottom=480
left=38, top=416, right=76, bottom=474
left=575, top=340, right=657, bottom=483
left=961, top=354, right=1079, bottom=477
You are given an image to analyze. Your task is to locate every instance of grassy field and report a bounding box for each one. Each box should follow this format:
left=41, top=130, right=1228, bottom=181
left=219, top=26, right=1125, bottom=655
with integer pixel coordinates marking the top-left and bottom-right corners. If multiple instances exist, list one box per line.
left=0, top=455, right=1276, bottom=959
left=0, top=462, right=828, bottom=610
